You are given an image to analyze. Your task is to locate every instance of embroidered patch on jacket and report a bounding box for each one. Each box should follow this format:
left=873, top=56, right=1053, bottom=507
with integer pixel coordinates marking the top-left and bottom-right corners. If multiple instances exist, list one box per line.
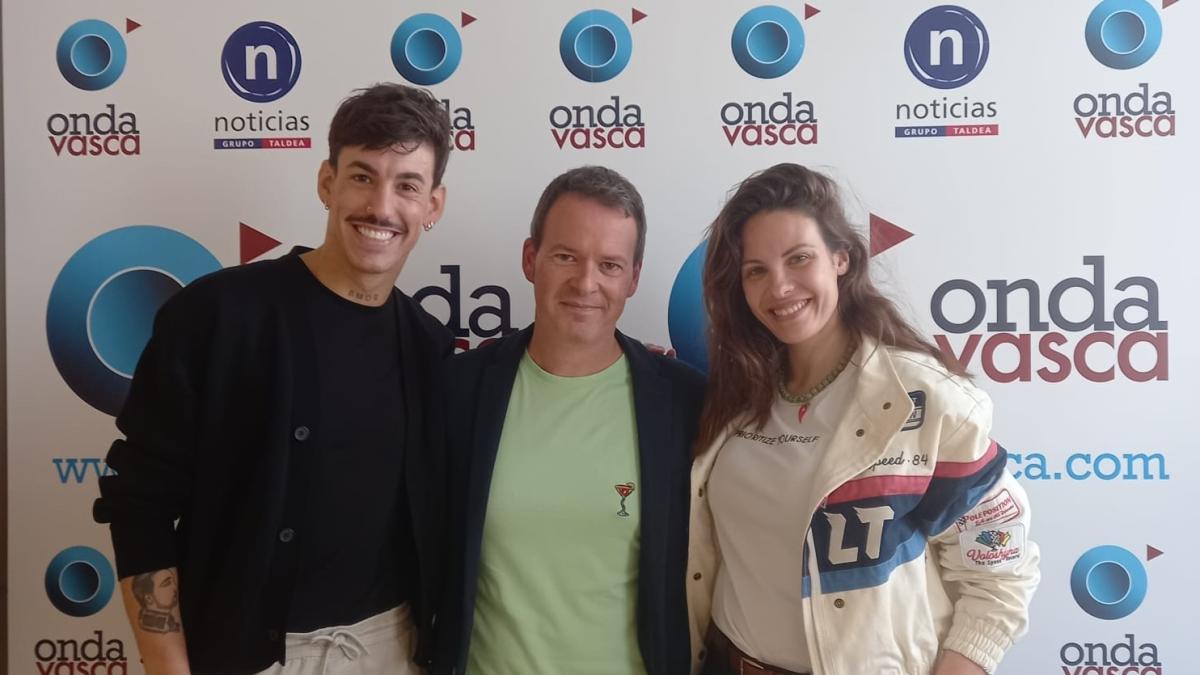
left=959, top=523, right=1025, bottom=570
left=902, top=390, right=926, bottom=431
left=955, top=489, right=1023, bottom=532
left=614, top=482, right=636, bottom=517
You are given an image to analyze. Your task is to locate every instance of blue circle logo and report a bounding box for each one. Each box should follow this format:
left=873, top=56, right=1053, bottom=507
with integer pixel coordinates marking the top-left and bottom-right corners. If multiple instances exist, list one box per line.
left=1070, top=545, right=1148, bottom=620
left=221, top=21, right=302, bottom=102
left=45, top=546, right=115, bottom=617
left=391, top=14, right=463, bottom=85
left=731, top=6, right=805, bottom=79
left=560, top=10, right=633, bottom=82
left=46, top=226, right=221, bottom=416
left=904, top=6, right=989, bottom=89
left=667, top=242, right=710, bottom=373
left=1085, top=0, right=1162, bottom=69
left=56, top=20, right=127, bottom=91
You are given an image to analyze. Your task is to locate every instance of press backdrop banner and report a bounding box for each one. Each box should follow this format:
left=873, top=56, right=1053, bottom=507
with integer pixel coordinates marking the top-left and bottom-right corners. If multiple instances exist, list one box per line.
left=5, top=1, right=1196, bottom=673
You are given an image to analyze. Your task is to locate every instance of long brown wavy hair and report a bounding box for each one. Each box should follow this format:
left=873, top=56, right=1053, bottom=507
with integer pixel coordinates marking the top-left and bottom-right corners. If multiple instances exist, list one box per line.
left=696, top=163, right=967, bottom=451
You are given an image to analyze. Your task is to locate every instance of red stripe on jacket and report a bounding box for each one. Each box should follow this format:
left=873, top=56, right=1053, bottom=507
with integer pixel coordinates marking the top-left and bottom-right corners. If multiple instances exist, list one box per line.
left=824, top=440, right=999, bottom=506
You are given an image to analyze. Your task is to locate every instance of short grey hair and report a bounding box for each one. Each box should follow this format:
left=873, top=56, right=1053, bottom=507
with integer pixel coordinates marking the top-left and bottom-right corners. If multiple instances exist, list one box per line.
left=529, top=166, right=647, bottom=264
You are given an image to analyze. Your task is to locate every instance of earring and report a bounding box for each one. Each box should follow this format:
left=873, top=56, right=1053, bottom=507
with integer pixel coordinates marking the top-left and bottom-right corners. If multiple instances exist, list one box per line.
left=323, top=203, right=329, bottom=211
left=423, top=222, right=435, bottom=232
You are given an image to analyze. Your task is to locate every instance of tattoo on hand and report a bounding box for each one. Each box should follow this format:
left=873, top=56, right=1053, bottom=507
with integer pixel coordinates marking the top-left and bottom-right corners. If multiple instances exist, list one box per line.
left=132, top=570, right=182, bottom=634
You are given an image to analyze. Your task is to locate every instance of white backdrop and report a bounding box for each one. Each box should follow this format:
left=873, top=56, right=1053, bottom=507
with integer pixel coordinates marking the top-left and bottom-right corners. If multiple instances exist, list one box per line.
left=5, top=1, right=1196, bottom=672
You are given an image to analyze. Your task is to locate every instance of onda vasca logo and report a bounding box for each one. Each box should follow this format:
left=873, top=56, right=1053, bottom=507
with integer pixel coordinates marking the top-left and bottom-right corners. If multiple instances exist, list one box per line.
left=1060, top=544, right=1164, bottom=674
left=50, top=19, right=140, bottom=157
left=1075, top=0, right=1176, bottom=139
left=551, top=9, right=646, bottom=150
left=392, top=12, right=478, bottom=151
left=931, top=256, right=1167, bottom=383
left=722, top=5, right=821, bottom=147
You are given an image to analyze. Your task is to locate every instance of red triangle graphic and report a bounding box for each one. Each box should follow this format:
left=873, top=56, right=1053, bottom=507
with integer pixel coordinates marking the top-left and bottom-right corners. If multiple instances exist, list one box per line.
left=804, top=4, right=821, bottom=19
left=1162, top=0, right=1178, bottom=8
left=126, top=18, right=142, bottom=33
left=461, top=12, right=476, bottom=27
left=869, top=214, right=913, bottom=257
left=240, top=222, right=282, bottom=264
left=1147, top=545, right=1164, bottom=561
left=632, top=8, right=648, bottom=23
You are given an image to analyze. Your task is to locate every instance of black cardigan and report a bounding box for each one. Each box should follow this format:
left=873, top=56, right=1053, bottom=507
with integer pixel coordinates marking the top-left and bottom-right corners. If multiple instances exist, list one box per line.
left=435, top=326, right=706, bottom=675
left=93, top=248, right=453, bottom=674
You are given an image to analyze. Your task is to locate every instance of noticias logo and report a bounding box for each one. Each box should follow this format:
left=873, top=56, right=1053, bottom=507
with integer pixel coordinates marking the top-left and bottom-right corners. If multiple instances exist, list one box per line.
left=904, top=5, right=988, bottom=89
left=221, top=21, right=301, bottom=103
left=215, top=22, right=310, bottom=149
left=897, top=6, right=996, bottom=138
left=45, top=546, right=115, bottom=617
left=46, top=226, right=220, bottom=416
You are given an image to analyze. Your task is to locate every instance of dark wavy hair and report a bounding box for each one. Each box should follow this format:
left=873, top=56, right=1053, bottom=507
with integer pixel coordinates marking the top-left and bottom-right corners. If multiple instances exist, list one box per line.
left=327, top=83, right=452, bottom=185
left=696, top=163, right=966, bottom=451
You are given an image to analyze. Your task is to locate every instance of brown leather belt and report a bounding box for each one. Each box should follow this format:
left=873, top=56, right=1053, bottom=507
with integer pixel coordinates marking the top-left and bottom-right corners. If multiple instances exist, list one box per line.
left=706, top=625, right=812, bottom=675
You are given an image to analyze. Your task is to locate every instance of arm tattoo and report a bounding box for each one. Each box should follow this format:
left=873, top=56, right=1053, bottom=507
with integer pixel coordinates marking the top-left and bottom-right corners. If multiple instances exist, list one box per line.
left=132, top=570, right=183, bottom=634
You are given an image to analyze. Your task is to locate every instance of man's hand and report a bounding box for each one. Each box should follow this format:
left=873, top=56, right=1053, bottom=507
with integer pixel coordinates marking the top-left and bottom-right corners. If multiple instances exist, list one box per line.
left=933, top=649, right=987, bottom=675
left=643, top=342, right=677, bottom=358
left=120, top=568, right=192, bottom=675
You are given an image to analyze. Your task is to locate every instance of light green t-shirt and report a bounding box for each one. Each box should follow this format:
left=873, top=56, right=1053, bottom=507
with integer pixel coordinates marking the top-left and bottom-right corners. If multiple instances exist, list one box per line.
left=467, top=352, right=647, bottom=675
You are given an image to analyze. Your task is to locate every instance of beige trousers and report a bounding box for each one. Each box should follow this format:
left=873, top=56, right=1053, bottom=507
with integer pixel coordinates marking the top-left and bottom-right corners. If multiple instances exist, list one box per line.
left=255, top=605, right=420, bottom=675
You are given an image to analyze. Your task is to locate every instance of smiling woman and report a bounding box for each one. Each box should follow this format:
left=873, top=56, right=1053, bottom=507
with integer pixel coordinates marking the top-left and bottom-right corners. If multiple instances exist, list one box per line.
left=687, top=163, right=1039, bottom=675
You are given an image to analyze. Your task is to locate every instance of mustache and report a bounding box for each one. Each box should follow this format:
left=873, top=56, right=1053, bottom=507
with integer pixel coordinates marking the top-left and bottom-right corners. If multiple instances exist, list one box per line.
left=347, top=214, right=406, bottom=232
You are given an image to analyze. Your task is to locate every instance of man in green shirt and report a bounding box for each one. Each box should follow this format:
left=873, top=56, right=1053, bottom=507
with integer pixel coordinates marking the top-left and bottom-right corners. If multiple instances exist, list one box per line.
left=437, top=166, right=705, bottom=675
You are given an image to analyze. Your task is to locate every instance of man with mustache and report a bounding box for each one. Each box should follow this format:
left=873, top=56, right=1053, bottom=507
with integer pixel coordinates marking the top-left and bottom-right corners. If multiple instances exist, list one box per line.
left=94, top=83, right=453, bottom=675
left=437, top=166, right=705, bottom=675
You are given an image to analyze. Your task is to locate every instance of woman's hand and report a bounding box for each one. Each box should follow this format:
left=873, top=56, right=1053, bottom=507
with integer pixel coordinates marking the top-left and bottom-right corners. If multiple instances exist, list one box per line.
left=932, top=649, right=987, bottom=675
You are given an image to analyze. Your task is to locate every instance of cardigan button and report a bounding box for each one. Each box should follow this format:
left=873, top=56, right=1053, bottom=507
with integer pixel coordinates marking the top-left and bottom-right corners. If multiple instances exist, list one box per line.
left=855, top=428, right=865, bottom=438
left=278, top=528, right=295, bottom=543
left=834, top=598, right=845, bottom=609
left=698, top=487, right=705, bottom=498
left=882, top=402, right=892, bottom=410
left=693, top=572, right=702, bottom=581
left=293, top=426, right=311, bottom=441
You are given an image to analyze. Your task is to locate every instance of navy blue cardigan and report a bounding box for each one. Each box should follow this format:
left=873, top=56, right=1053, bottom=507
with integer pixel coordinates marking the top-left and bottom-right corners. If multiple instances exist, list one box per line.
left=435, top=326, right=705, bottom=675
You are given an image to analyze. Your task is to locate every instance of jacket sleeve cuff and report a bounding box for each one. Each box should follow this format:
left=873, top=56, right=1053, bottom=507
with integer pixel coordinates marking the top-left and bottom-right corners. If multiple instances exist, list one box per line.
left=943, top=616, right=1013, bottom=674
left=107, top=520, right=179, bottom=579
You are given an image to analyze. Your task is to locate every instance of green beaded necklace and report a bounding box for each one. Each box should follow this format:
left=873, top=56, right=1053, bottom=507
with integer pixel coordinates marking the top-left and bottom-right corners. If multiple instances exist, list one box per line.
left=778, top=342, right=856, bottom=405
